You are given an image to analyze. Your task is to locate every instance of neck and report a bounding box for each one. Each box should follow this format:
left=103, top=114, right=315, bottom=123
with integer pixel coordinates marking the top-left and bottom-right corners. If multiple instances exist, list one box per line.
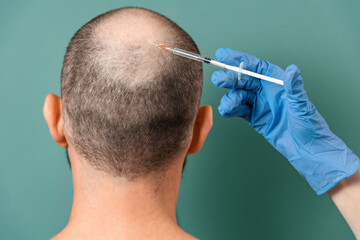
left=53, top=146, right=194, bottom=240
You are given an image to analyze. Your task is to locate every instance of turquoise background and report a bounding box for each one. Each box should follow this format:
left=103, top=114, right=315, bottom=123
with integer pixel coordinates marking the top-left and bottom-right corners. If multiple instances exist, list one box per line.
left=1, top=0, right=359, bottom=239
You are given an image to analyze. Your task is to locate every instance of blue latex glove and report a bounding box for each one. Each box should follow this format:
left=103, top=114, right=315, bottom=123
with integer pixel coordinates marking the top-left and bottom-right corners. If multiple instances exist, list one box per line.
left=211, top=47, right=360, bottom=195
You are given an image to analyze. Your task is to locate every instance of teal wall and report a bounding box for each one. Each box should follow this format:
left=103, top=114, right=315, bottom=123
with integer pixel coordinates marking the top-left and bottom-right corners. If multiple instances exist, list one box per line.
left=1, top=0, right=359, bottom=239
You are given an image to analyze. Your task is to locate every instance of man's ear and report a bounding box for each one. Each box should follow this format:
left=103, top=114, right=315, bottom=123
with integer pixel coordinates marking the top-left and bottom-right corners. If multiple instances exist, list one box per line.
left=187, top=105, right=213, bottom=154
left=43, top=94, right=68, bottom=147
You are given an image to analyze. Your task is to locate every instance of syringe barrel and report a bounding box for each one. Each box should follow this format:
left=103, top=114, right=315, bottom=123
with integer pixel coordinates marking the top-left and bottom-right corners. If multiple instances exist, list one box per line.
left=172, top=48, right=210, bottom=63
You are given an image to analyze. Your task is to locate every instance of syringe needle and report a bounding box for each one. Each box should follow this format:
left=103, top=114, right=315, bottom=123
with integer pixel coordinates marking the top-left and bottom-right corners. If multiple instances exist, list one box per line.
left=148, top=41, right=284, bottom=85
left=147, top=41, right=173, bottom=53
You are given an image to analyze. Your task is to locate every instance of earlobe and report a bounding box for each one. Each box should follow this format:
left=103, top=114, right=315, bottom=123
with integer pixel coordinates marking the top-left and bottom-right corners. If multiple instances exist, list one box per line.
left=187, top=105, right=213, bottom=154
left=43, top=94, right=68, bottom=147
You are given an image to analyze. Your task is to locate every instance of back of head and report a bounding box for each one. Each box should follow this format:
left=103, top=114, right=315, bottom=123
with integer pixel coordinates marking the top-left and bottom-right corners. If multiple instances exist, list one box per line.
left=61, top=7, right=203, bottom=180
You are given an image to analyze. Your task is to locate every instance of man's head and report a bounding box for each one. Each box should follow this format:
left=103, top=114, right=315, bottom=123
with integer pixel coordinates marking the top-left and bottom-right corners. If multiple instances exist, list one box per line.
left=44, top=7, right=212, bottom=181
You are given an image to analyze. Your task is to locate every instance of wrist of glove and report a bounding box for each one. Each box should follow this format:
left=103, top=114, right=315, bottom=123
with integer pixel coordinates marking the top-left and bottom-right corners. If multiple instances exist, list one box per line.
left=211, top=47, right=360, bottom=195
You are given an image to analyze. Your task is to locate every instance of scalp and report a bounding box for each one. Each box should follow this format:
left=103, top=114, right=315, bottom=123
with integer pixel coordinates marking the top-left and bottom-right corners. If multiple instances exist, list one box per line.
left=91, top=8, right=177, bottom=86
left=94, top=8, right=175, bottom=46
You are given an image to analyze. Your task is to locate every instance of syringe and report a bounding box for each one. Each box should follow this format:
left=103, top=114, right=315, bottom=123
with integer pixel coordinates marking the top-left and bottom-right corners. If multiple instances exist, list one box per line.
left=148, top=41, right=284, bottom=86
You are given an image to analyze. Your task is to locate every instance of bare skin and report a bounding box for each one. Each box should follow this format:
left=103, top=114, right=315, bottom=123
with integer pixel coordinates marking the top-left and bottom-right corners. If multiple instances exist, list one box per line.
left=44, top=94, right=213, bottom=240
left=328, top=170, right=360, bottom=238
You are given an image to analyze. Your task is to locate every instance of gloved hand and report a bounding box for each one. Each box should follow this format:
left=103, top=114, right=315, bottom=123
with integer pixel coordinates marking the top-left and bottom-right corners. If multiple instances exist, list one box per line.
left=211, top=47, right=360, bottom=195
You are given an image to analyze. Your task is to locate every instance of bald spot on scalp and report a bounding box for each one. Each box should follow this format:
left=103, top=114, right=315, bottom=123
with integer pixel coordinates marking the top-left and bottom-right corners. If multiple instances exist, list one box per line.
left=92, top=9, right=177, bottom=87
